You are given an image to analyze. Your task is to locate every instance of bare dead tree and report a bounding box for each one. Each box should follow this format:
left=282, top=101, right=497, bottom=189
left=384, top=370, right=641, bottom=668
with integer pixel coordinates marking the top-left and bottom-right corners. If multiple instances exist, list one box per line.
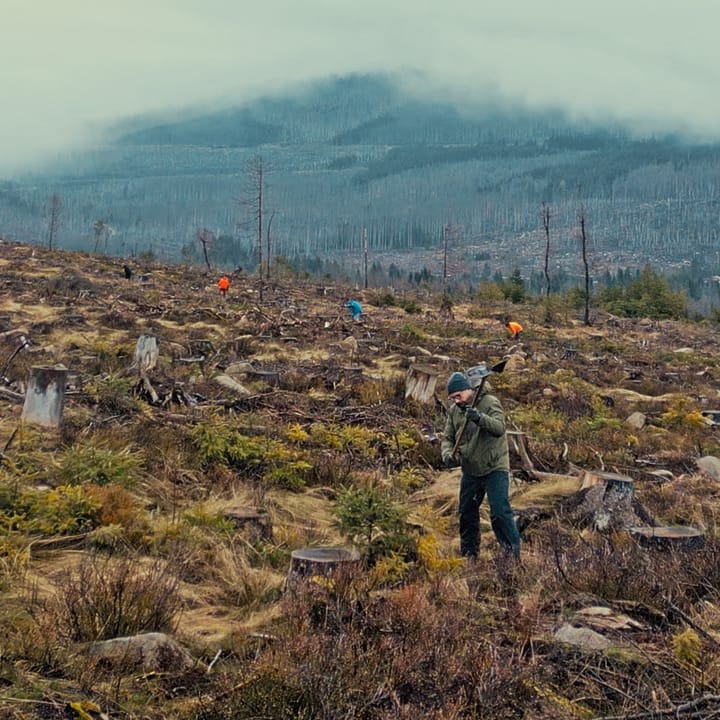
left=265, top=209, right=276, bottom=281
left=578, top=204, right=591, bottom=326
left=46, top=194, right=62, bottom=251
left=442, top=224, right=461, bottom=289
left=362, top=227, right=368, bottom=289
left=92, top=220, right=113, bottom=254
left=237, top=155, right=271, bottom=298
left=542, top=202, right=551, bottom=297
left=442, top=225, right=450, bottom=288
left=196, top=228, right=214, bottom=272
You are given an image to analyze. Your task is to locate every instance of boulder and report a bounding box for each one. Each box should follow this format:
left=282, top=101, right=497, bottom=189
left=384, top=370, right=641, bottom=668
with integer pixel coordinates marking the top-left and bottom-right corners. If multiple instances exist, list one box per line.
left=554, top=623, right=613, bottom=651
left=696, top=456, right=720, bottom=481
left=625, top=411, right=646, bottom=430
left=85, top=632, right=196, bottom=672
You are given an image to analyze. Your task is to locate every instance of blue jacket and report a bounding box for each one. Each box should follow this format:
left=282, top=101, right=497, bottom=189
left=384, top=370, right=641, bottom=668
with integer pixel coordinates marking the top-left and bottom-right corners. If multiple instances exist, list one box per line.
left=345, top=300, right=362, bottom=317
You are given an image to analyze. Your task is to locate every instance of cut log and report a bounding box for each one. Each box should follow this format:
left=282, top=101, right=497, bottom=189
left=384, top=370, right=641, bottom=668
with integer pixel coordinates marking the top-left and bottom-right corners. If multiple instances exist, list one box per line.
left=21, top=366, right=68, bottom=427
left=508, top=431, right=584, bottom=485
left=0, top=386, right=24, bottom=403
left=629, top=525, right=705, bottom=551
left=405, top=364, right=440, bottom=404
left=287, top=547, right=361, bottom=588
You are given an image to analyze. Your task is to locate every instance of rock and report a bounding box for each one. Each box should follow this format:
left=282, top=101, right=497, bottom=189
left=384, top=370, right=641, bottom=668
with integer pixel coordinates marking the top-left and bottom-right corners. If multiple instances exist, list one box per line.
left=213, top=374, right=252, bottom=395
left=85, top=632, right=197, bottom=672
left=625, top=411, right=646, bottom=430
left=554, top=623, right=613, bottom=651
left=503, top=354, right=526, bottom=372
left=696, top=456, right=720, bottom=481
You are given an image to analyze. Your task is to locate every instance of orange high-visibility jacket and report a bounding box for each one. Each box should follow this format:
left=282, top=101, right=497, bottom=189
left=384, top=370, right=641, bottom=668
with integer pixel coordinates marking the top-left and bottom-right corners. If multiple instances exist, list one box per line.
left=507, top=321, right=523, bottom=337
left=218, top=276, right=230, bottom=291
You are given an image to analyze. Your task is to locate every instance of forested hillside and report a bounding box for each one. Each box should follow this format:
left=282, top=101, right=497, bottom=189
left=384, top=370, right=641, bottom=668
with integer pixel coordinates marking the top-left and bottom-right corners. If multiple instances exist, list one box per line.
left=1, top=73, right=719, bottom=293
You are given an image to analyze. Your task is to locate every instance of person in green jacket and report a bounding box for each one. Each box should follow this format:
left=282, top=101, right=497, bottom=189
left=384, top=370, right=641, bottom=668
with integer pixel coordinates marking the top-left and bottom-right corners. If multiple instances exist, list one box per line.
left=441, top=371, right=520, bottom=560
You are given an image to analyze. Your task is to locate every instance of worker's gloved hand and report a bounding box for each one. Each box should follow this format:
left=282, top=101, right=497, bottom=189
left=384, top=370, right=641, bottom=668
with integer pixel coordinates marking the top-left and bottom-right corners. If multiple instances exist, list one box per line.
left=443, top=454, right=458, bottom=468
left=463, top=407, right=483, bottom=424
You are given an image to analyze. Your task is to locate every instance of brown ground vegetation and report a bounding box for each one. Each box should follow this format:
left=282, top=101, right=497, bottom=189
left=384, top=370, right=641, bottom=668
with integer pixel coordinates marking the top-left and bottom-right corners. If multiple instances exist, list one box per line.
left=1, top=240, right=720, bottom=718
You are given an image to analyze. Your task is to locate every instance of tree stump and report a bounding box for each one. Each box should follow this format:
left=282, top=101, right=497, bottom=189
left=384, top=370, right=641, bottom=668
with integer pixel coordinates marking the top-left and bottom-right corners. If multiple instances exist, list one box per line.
left=629, top=526, right=705, bottom=551
left=135, top=334, right=159, bottom=376
left=287, top=547, right=361, bottom=588
left=405, top=364, right=439, bottom=404
left=223, top=507, right=272, bottom=541
left=21, top=366, right=68, bottom=427
left=562, top=471, right=654, bottom=532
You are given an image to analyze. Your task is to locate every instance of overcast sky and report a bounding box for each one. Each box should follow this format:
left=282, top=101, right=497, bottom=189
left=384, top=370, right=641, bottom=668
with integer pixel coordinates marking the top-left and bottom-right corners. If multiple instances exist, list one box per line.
left=2, top=0, right=718, bottom=175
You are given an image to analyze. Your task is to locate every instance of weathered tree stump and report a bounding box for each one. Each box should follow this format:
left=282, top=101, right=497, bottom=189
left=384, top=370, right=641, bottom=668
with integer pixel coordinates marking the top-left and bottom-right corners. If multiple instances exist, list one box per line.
left=223, top=507, right=273, bottom=541
left=629, top=525, right=705, bottom=551
left=287, top=547, right=361, bottom=588
left=135, top=334, right=159, bottom=375
left=562, top=470, right=654, bottom=532
left=405, top=364, right=440, bottom=404
left=580, top=470, right=635, bottom=494
left=21, top=366, right=68, bottom=427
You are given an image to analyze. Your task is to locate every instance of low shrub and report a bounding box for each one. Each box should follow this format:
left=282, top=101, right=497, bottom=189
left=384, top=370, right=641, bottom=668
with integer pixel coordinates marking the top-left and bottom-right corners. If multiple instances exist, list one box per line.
left=42, top=552, right=182, bottom=642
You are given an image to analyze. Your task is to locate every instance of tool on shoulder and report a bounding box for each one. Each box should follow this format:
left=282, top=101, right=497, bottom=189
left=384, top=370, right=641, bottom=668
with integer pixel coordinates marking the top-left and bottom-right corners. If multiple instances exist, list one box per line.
left=451, top=359, right=507, bottom=458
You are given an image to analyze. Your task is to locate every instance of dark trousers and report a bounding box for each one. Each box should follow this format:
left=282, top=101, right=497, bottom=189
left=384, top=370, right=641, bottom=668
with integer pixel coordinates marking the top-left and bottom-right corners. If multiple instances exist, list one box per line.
left=458, top=469, right=520, bottom=558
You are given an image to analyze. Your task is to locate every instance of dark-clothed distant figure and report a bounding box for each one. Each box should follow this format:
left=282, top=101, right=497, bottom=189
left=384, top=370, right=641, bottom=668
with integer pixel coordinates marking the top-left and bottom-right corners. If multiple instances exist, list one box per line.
left=123, top=264, right=133, bottom=280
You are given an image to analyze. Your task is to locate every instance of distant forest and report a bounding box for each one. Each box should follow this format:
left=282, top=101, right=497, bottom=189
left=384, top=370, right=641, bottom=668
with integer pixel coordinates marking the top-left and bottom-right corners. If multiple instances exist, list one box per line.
left=1, top=73, right=720, bottom=310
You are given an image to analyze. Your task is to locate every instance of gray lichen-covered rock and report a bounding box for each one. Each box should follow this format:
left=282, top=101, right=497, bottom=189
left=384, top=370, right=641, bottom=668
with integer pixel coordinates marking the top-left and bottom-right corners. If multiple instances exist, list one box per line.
left=696, top=456, right=720, bottom=481
left=554, top=623, right=614, bottom=651
left=85, top=632, right=197, bottom=672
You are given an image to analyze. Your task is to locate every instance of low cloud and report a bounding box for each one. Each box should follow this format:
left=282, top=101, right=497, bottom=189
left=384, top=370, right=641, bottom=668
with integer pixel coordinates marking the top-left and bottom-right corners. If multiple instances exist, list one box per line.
left=2, top=0, right=719, bottom=174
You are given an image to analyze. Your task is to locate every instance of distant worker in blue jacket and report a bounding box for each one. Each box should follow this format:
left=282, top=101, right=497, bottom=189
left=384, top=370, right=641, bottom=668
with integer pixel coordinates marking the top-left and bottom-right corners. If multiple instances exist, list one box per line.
left=344, top=299, right=363, bottom=321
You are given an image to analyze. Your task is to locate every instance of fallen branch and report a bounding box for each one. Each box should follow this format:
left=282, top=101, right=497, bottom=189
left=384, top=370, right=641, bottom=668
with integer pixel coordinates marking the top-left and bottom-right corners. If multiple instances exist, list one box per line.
left=0, top=386, right=24, bottom=403
left=508, top=430, right=583, bottom=484
left=592, top=693, right=720, bottom=720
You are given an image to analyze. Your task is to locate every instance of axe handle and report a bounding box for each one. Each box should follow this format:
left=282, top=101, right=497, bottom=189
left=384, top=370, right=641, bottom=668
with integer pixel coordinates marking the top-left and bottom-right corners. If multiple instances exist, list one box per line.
left=450, top=376, right=487, bottom=458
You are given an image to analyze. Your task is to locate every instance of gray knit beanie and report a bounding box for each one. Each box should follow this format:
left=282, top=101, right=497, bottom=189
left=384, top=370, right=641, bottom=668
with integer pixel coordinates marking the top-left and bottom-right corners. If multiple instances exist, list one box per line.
left=446, top=372, right=471, bottom=395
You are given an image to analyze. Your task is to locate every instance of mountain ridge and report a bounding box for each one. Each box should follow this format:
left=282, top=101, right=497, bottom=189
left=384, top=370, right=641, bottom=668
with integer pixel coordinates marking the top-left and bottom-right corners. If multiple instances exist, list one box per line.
left=1, top=72, right=719, bottom=303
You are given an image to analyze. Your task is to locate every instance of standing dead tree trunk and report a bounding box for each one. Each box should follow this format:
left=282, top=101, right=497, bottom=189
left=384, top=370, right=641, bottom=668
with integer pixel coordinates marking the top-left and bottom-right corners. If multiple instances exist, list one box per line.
left=441, top=224, right=461, bottom=290
left=578, top=204, right=591, bottom=326
left=265, top=209, right=276, bottom=282
left=362, top=227, right=368, bottom=290
left=238, top=155, right=271, bottom=300
left=46, top=194, right=62, bottom=251
left=542, top=202, right=551, bottom=298
left=196, top=228, right=214, bottom=272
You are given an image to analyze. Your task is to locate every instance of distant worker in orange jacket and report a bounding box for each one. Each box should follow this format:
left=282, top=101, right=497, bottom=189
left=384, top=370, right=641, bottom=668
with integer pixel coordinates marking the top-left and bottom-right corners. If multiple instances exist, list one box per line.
left=218, top=276, right=230, bottom=297
left=506, top=320, right=523, bottom=340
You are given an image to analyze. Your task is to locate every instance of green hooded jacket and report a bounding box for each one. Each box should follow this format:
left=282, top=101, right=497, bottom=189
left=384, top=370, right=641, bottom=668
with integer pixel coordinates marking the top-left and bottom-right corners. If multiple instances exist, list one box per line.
left=441, top=385, right=510, bottom=476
